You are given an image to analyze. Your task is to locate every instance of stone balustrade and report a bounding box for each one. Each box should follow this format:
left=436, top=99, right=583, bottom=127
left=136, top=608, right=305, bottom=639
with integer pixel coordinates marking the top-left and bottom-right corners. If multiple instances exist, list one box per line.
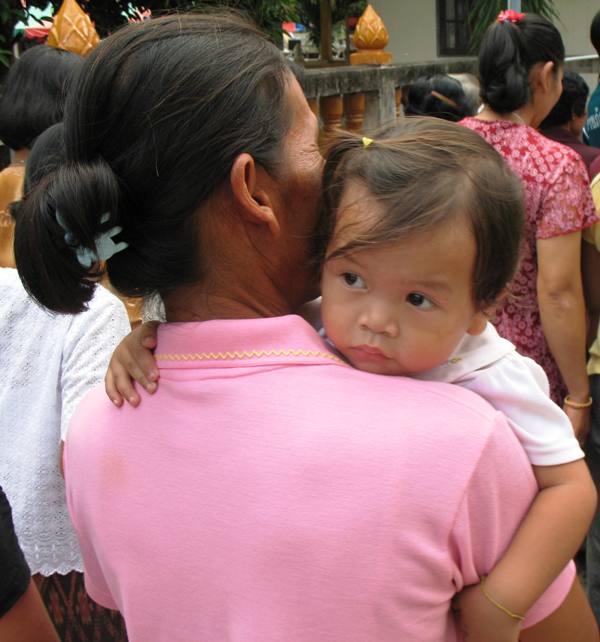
left=1, top=56, right=598, bottom=169
left=302, top=56, right=600, bottom=134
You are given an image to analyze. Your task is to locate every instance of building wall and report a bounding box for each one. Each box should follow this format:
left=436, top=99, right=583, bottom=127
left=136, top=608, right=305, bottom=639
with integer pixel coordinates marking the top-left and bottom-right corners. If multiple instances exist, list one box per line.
left=372, top=1, right=439, bottom=63
left=372, top=0, right=598, bottom=63
left=555, top=0, right=596, bottom=57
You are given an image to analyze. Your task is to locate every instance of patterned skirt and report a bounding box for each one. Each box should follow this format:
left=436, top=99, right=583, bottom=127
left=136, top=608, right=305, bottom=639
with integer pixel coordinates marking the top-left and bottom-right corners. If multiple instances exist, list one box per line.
left=33, top=571, right=128, bottom=642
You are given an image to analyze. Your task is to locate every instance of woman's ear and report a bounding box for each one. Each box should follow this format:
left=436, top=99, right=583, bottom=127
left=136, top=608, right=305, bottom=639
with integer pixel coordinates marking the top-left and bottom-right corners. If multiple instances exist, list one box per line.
left=535, top=60, right=557, bottom=93
left=229, top=153, right=280, bottom=237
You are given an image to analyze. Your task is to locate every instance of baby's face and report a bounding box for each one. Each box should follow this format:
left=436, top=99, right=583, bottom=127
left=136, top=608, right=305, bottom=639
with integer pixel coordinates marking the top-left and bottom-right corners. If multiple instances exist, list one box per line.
left=320, top=183, right=488, bottom=376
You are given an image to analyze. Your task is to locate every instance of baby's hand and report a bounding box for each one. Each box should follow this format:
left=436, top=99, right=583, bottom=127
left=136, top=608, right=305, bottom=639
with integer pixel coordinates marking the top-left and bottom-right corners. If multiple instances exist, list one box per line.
left=453, top=582, right=522, bottom=642
left=105, top=321, right=160, bottom=406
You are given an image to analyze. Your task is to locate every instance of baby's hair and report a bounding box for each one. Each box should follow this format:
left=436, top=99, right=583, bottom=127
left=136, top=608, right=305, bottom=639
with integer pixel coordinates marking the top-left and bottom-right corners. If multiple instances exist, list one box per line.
left=318, top=117, right=524, bottom=309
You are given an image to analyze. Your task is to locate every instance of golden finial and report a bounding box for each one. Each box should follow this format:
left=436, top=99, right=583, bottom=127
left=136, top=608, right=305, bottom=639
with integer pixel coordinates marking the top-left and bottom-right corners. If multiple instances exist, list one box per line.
left=47, top=0, right=99, bottom=56
left=350, top=5, right=392, bottom=65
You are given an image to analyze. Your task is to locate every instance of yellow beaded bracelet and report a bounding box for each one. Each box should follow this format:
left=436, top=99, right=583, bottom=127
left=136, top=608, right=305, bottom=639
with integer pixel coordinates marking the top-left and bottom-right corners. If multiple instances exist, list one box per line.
left=480, top=576, right=525, bottom=622
left=564, top=394, right=593, bottom=409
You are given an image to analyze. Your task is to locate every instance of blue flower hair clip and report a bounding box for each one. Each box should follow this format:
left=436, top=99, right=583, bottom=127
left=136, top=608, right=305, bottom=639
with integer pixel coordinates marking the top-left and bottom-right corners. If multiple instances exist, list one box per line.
left=56, top=211, right=129, bottom=269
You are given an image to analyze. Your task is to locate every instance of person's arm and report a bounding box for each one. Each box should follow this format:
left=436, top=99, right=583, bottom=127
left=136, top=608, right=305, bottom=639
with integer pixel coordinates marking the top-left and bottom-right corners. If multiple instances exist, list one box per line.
left=454, top=358, right=596, bottom=641
left=458, top=460, right=596, bottom=642
left=0, top=581, right=60, bottom=642
left=449, top=398, right=596, bottom=642
left=105, top=321, right=160, bottom=406
left=537, top=230, right=590, bottom=442
left=0, top=486, right=59, bottom=642
left=520, top=578, right=599, bottom=642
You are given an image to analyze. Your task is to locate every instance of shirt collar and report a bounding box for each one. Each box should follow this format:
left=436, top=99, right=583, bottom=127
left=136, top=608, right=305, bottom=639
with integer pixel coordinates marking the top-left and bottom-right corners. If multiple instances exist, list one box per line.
left=155, top=314, right=347, bottom=369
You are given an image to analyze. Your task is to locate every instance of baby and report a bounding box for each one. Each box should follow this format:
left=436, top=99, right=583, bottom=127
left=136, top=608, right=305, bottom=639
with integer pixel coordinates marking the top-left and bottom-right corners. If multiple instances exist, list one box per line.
left=107, top=118, right=596, bottom=641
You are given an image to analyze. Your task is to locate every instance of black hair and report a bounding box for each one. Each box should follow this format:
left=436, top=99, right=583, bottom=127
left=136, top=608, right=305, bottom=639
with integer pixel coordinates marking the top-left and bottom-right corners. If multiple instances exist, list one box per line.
left=403, top=75, right=473, bottom=122
left=318, top=118, right=524, bottom=308
left=0, top=45, right=81, bottom=150
left=24, top=123, right=66, bottom=193
left=9, top=122, right=66, bottom=220
left=479, top=13, right=565, bottom=114
left=540, top=70, right=589, bottom=129
left=14, top=12, right=295, bottom=314
left=591, top=10, right=600, bottom=57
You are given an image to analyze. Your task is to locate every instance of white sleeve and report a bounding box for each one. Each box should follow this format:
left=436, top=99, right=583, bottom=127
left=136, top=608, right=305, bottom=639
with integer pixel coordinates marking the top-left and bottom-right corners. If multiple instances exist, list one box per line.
left=459, top=353, right=584, bottom=466
left=60, top=287, right=131, bottom=440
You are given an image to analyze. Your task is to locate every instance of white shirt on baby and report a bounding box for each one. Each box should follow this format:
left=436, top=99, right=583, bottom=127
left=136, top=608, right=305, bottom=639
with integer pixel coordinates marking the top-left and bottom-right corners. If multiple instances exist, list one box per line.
left=312, top=300, right=582, bottom=468
left=414, top=322, right=583, bottom=466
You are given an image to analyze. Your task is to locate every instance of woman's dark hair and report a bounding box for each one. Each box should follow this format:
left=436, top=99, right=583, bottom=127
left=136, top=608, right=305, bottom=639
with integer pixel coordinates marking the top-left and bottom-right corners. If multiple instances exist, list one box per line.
left=0, top=45, right=81, bottom=150
left=591, top=10, right=600, bottom=57
left=9, top=122, right=66, bottom=220
left=15, top=12, right=295, bottom=314
left=479, top=13, right=565, bottom=114
left=317, top=118, right=524, bottom=308
left=540, top=70, right=589, bottom=129
left=403, top=75, right=473, bottom=122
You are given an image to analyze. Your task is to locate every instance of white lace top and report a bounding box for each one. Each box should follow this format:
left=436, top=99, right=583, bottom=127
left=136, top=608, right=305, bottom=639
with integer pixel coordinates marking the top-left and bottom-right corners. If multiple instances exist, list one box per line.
left=0, top=269, right=131, bottom=575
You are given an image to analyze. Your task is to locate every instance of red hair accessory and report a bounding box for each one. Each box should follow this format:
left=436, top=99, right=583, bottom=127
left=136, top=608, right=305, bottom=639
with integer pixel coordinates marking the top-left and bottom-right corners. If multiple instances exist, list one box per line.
left=497, top=9, right=525, bottom=23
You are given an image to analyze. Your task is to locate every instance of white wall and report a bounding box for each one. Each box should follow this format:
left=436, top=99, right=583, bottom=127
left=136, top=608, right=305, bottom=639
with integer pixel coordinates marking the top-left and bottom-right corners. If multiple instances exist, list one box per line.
left=554, top=0, right=596, bottom=57
left=370, top=0, right=598, bottom=63
left=372, top=0, right=439, bottom=63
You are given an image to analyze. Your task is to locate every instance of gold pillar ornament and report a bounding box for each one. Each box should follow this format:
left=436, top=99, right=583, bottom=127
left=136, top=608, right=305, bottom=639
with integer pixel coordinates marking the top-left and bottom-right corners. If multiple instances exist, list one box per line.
left=47, top=0, right=99, bottom=56
left=350, top=4, right=392, bottom=65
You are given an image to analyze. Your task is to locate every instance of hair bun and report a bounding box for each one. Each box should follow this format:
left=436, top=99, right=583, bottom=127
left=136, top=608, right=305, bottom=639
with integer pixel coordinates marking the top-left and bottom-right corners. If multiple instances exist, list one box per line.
left=482, top=64, right=530, bottom=113
left=14, top=157, right=123, bottom=314
left=478, top=14, right=564, bottom=114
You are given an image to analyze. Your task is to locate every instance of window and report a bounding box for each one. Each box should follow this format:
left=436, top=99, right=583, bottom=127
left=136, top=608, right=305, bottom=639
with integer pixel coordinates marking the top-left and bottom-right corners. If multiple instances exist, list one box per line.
left=437, top=0, right=472, bottom=56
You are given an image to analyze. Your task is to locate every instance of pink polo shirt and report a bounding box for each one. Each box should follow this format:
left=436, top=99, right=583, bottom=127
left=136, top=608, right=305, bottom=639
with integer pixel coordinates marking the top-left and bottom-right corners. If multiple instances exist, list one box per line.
left=64, top=315, right=573, bottom=642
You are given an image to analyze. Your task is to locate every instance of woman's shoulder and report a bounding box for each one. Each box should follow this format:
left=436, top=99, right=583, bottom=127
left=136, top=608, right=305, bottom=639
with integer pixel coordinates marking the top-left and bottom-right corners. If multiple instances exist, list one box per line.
left=459, top=117, right=535, bottom=149
left=533, top=130, right=586, bottom=166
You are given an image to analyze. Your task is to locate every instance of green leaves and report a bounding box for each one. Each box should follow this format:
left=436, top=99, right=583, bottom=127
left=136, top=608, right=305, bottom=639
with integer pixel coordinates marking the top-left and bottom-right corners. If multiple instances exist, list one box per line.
left=0, top=0, right=366, bottom=68
left=468, top=0, right=559, bottom=53
left=294, top=0, right=366, bottom=46
left=0, top=0, right=304, bottom=64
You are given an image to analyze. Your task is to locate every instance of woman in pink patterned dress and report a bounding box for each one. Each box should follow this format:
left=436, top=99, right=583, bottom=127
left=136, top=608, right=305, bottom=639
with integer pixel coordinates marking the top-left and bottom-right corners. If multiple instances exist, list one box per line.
left=461, top=12, right=597, bottom=442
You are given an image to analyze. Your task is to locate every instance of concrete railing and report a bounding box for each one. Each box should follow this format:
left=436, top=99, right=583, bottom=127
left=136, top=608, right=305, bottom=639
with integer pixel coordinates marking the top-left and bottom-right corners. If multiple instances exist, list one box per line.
left=301, top=56, right=599, bottom=133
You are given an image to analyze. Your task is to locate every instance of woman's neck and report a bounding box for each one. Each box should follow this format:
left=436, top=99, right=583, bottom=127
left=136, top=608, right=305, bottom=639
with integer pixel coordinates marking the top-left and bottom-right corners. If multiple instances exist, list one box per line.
left=476, top=105, right=535, bottom=127
left=162, top=278, right=300, bottom=323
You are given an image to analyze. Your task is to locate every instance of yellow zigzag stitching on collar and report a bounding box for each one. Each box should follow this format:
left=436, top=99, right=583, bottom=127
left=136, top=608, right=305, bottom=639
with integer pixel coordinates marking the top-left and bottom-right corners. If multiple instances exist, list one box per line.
left=155, top=348, right=344, bottom=363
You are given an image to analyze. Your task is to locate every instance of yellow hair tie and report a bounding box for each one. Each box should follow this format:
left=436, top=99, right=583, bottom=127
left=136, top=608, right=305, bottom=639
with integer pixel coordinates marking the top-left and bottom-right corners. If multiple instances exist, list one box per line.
left=362, top=137, right=374, bottom=148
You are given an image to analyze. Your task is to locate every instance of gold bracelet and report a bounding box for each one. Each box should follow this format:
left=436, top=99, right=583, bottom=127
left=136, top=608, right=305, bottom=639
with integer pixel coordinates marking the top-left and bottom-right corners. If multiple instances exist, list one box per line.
left=564, top=394, right=593, bottom=409
left=479, top=576, right=525, bottom=622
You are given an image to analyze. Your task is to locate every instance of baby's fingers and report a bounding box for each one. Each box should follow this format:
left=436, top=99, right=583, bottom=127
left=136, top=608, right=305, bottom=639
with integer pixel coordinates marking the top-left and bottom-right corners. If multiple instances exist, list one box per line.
left=140, top=321, right=159, bottom=350
left=104, top=322, right=160, bottom=406
left=106, top=352, right=143, bottom=406
left=105, top=365, right=123, bottom=407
